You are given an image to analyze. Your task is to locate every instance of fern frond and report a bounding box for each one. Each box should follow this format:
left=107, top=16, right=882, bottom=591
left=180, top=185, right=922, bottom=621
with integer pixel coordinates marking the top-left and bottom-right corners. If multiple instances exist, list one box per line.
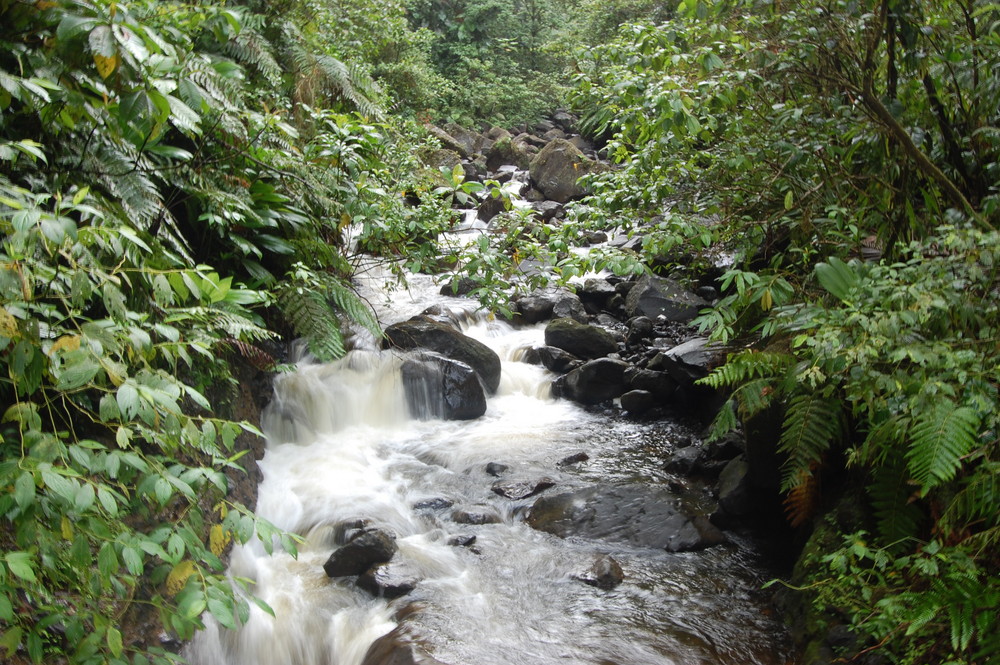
left=698, top=349, right=794, bottom=389
left=784, top=466, right=821, bottom=527
left=778, top=393, right=843, bottom=492
left=940, top=462, right=1000, bottom=541
left=906, top=400, right=980, bottom=495
left=706, top=398, right=739, bottom=441
left=184, top=307, right=277, bottom=343
left=287, top=36, right=383, bottom=119
left=869, top=458, right=924, bottom=546
left=219, top=338, right=277, bottom=370
left=224, top=28, right=282, bottom=85
left=732, top=377, right=779, bottom=419
left=277, top=285, right=346, bottom=362
left=321, top=274, right=382, bottom=341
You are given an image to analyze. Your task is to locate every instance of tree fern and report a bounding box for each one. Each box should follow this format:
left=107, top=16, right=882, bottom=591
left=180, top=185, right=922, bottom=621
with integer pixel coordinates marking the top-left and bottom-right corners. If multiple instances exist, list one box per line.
left=277, top=285, right=346, bottom=361
left=778, top=393, right=843, bottom=493
left=224, top=27, right=282, bottom=85
left=869, top=458, right=924, bottom=546
left=906, top=400, right=980, bottom=495
left=286, top=33, right=383, bottom=119
left=698, top=349, right=794, bottom=389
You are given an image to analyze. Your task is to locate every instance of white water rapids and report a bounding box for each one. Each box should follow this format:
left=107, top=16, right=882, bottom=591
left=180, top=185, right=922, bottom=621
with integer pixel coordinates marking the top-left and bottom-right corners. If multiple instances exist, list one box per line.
left=186, top=268, right=794, bottom=665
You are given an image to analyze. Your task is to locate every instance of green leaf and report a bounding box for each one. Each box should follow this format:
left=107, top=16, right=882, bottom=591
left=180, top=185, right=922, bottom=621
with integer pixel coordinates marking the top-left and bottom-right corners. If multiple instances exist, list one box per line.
left=117, top=382, right=140, bottom=420
left=122, top=546, right=143, bottom=575
left=97, top=486, right=119, bottom=516
left=74, top=483, right=96, bottom=513
left=106, top=626, right=123, bottom=658
left=6, top=551, right=37, bottom=583
left=208, top=597, right=236, bottom=630
left=41, top=469, right=78, bottom=504
left=57, top=355, right=100, bottom=390
left=815, top=257, right=858, bottom=303
left=0, top=593, right=12, bottom=621
left=98, top=542, right=119, bottom=577
left=14, top=472, right=35, bottom=508
left=907, top=401, right=981, bottom=495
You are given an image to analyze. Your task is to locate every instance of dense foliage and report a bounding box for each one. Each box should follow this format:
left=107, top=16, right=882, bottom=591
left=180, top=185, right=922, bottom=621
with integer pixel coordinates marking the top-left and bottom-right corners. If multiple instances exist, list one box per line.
left=570, top=1, right=999, bottom=662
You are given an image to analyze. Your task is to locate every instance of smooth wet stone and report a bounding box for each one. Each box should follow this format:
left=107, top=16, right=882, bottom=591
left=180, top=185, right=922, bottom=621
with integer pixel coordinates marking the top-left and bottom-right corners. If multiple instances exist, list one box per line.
left=491, top=477, right=556, bottom=500
left=451, top=507, right=502, bottom=525
left=573, top=555, right=624, bottom=590
left=557, top=452, right=590, bottom=467
left=446, top=534, right=477, bottom=548
left=412, top=498, right=454, bottom=511
left=324, top=528, right=397, bottom=577
left=485, top=462, right=509, bottom=477
left=357, top=562, right=420, bottom=599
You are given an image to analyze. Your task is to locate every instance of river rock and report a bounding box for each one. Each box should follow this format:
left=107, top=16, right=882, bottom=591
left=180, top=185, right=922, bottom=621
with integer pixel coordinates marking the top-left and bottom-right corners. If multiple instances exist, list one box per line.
left=447, top=534, right=477, bottom=547
left=451, top=506, right=502, bottom=525
left=625, top=316, right=654, bottom=346
left=625, top=368, right=677, bottom=397
left=555, top=357, right=629, bottom=405
left=486, top=132, right=532, bottom=171
left=624, top=274, right=709, bottom=323
left=360, top=625, right=448, bottom=665
left=491, top=477, right=556, bottom=500
left=439, top=275, right=478, bottom=296
left=551, top=110, right=578, bottom=133
left=357, top=562, right=420, bottom=599
left=527, top=485, right=724, bottom=552
left=401, top=353, right=487, bottom=420
left=324, top=527, right=397, bottom=577
left=333, top=518, right=372, bottom=545
left=477, top=191, right=507, bottom=222
left=573, top=555, right=624, bottom=590
left=620, top=389, right=656, bottom=414
left=528, top=138, right=608, bottom=203
left=515, top=288, right=585, bottom=324
left=427, top=124, right=471, bottom=159
left=383, top=316, right=502, bottom=393
left=485, top=462, right=509, bottom=476
left=557, top=451, right=589, bottom=466
left=544, top=318, right=617, bottom=359
left=529, top=200, right=564, bottom=221
left=521, top=345, right=581, bottom=373
left=443, top=122, right=484, bottom=157
left=412, top=497, right=454, bottom=511
left=717, top=455, right=752, bottom=516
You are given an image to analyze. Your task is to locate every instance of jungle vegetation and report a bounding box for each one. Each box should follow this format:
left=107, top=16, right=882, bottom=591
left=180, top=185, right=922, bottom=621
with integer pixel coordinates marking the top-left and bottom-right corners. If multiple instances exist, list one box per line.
left=0, top=0, right=997, bottom=664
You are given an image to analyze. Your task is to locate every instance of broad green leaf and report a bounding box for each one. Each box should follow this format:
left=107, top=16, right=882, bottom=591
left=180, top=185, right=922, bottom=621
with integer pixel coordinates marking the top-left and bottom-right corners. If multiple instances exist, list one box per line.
left=815, top=257, right=858, bottom=303
left=5, top=551, right=37, bottom=583
left=97, top=486, right=118, bottom=516
left=117, top=383, right=140, bottom=420
left=14, top=472, right=34, bottom=508
left=107, top=625, right=123, bottom=657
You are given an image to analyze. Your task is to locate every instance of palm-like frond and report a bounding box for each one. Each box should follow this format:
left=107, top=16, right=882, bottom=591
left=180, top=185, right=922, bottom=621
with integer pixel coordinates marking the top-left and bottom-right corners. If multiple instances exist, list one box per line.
left=778, top=393, right=843, bottom=492
left=906, top=400, right=980, bottom=495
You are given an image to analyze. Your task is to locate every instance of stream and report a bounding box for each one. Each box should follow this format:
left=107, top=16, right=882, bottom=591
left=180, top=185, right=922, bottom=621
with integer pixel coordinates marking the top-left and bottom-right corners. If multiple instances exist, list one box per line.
left=185, top=262, right=795, bottom=665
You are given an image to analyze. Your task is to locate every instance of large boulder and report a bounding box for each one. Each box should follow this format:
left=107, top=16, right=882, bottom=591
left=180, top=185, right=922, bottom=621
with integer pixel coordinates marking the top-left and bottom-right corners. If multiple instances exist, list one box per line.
left=544, top=318, right=617, bottom=359
left=528, top=138, right=608, bottom=203
left=383, top=316, right=502, bottom=394
left=323, top=527, right=397, bottom=577
left=360, top=626, right=448, bottom=665
left=400, top=352, right=487, bottom=420
left=717, top=455, right=752, bottom=516
left=624, top=274, right=709, bottom=323
left=357, top=562, right=420, bottom=599
left=443, top=123, right=484, bottom=157
left=427, top=124, right=471, bottom=159
left=521, top=345, right=580, bottom=373
left=555, top=357, right=630, bottom=405
left=527, top=485, right=724, bottom=552
left=486, top=132, right=533, bottom=171
left=515, top=288, right=586, bottom=324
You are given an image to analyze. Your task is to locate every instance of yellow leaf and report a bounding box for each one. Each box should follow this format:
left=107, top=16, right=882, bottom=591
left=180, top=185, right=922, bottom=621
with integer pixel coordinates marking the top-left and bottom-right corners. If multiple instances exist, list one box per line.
left=0, top=307, right=18, bottom=339
left=339, top=213, right=352, bottom=230
left=61, top=516, right=73, bottom=540
left=760, top=289, right=773, bottom=311
left=93, top=53, right=119, bottom=79
left=48, top=335, right=81, bottom=355
left=166, top=560, right=196, bottom=596
left=209, top=524, right=230, bottom=557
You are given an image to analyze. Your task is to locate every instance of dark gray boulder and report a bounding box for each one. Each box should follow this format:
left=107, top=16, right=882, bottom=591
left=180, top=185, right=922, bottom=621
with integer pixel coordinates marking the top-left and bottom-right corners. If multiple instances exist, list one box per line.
left=491, top=477, right=556, bottom=500
left=717, top=455, right=752, bottom=516
left=427, top=124, right=471, bottom=159
left=383, top=316, right=501, bottom=394
left=624, top=274, right=709, bottom=323
left=557, top=451, right=589, bottom=466
left=360, top=626, right=448, bottom=665
left=544, top=318, right=617, bottom=360
left=527, top=485, right=724, bottom=552
left=521, top=345, right=581, bottom=373
left=556, top=357, right=630, bottom=405
left=515, top=288, right=585, bottom=324
left=451, top=506, right=502, bottom=525
left=324, top=527, right=397, bottom=577
left=625, top=368, right=677, bottom=397
left=625, top=316, right=654, bottom=346
left=654, top=337, right=720, bottom=384
left=485, top=462, right=509, bottom=476
left=529, top=200, right=564, bottom=221
left=357, top=562, right=420, bottom=599
left=486, top=133, right=532, bottom=170
left=620, top=389, right=656, bottom=414
left=528, top=139, right=608, bottom=203
left=573, top=555, right=624, bottom=590
left=401, top=353, right=487, bottom=420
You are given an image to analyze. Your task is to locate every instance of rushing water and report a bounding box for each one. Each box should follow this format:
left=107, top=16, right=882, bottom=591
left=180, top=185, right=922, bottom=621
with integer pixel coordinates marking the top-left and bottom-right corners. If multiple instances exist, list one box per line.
left=186, top=267, right=794, bottom=665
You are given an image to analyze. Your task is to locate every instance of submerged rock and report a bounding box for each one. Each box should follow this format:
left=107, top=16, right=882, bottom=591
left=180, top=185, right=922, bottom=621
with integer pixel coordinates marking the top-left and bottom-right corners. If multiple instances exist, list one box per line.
left=491, top=477, right=556, bottom=500
left=324, top=527, right=397, bottom=577
left=573, top=555, right=624, bottom=590
left=527, top=485, right=724, bottom=552
left=358, top=562, right=420, bottom=599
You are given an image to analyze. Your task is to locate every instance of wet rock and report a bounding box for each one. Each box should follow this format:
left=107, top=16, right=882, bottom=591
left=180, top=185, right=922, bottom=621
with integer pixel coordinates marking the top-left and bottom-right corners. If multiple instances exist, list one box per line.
left=544, top=318, right=617, bottom=360
left=358, top=562, right=420, bottom=599
left=573, top=555, right=624, bottom=590
left=664, top=446, right=702, bottom=475
left=427, top=125, right=471, bottom=159
left=656, top=337, right=721, bottom=384
left=412, top=498, right=454, bottom=511
left=477, top=191, right=507, bottom=222
left=360, top=625, right=448, bottom=665
left=717, top=455, right=752, bottom=516
left=578, top=278, right=616, bottom=312
left=451, top=506, right=502, bottom=525
left=443, top=122, right=484, bottom=157
left=696, top=285, right=719, bottom=302
left=420, top=148, right=462, bottom=171
left=439, top=276, right=478, bottom=296
left=383, top=316, right=502, bottom=394
left=557, top=451, right=589, bottom=467
left=486, top=133, right=532, bottom=171
left=491, top=477, right=556, bottom=500
left=515, top=288, right=585, bottom=324
left=551, top=110, right=578, bottom=133
left=401, top=353, right=487, bottom=420
left=624, top=274, right=709, bottom=323
left=521, top=345, right=581, bottom=373
left=582, top=229, right=608, bottom=244
left=447, top=534, right=477, bottom=547
left=333, top=518, right=373, bottom=545
left=324, top=528, right=397, bottom=577
left=528, top=138, right=608, bottom=203
left=527, top=485, right=723, bottom=552
left=625, top=316, right=655, bottom=346
left=620, top=389, right=656, bottom=414
left=556, top=357, right=630, bottom=405
left=529, top=200, right=563, bottom=221
left=485, top=462, right=509, bottom=476
left=542, top=127, right=567, bottom=141
left=625, top=368, right=677, bottom=398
